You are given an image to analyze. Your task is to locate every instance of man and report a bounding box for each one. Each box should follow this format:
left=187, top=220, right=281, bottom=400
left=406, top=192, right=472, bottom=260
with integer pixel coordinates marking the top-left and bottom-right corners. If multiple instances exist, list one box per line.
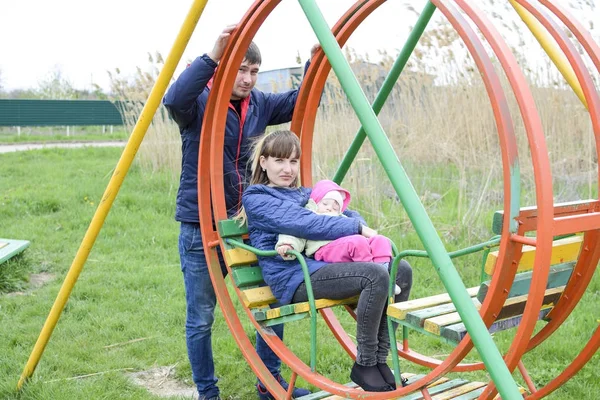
left=163, top=25, right=316, bottom=400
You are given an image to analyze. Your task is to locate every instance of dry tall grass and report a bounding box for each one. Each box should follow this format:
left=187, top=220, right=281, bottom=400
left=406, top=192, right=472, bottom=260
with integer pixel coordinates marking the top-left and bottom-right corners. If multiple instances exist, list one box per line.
left=109, top=52, right=182, bottom=180
left=109, top=10, right=599, bottom=237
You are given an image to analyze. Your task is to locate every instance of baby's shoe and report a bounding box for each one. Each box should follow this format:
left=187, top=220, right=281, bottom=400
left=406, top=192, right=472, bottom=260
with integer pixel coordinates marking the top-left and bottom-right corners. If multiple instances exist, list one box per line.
left=379, top=262, right=401, bottom=295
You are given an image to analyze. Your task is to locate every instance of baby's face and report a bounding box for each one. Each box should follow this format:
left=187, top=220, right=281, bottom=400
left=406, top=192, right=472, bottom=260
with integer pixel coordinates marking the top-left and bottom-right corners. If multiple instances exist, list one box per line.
left=317, top=198, right=341, bottom=214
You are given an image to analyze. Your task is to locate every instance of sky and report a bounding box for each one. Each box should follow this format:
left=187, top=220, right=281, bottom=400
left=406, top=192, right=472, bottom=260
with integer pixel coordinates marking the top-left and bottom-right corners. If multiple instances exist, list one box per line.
left=1, top=1, right=598, bottom=93
left=0, top=0, right=416, bottom=92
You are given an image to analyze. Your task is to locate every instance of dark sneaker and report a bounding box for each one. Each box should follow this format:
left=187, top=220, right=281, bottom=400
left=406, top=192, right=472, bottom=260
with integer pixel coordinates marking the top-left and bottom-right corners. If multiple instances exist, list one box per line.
left=198, top=395, right=221, bottom=400
left=256, top=374, right=311, bottom=399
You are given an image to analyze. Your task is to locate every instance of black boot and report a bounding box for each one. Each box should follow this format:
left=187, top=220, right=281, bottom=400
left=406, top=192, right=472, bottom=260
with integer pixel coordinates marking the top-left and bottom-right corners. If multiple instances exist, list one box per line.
left=350, top=362, right=394, bottom=392
left=376, top=363, right=397, bottom=390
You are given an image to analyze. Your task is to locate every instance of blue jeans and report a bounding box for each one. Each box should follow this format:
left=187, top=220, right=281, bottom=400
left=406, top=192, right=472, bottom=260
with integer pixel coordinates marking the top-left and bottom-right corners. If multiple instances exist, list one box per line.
left=179, top=222, right=283, bottom=398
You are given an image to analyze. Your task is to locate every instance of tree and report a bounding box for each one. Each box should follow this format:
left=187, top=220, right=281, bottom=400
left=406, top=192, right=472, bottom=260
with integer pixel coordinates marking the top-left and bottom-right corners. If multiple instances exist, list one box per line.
left=37, top=66, right=77, bottom=99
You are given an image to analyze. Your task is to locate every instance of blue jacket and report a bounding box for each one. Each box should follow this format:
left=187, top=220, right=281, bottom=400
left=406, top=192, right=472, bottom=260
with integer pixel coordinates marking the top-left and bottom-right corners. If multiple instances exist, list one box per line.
left=163, top=54, right=304, bottom=222
left=243, top=184, right=365, bottom=305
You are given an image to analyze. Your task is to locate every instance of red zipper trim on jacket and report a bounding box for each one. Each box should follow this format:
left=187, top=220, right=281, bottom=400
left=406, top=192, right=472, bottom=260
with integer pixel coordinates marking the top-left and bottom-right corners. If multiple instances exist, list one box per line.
left=207, top=76, right=250, bottom=213
left=230, top=95, right=250, bottom=212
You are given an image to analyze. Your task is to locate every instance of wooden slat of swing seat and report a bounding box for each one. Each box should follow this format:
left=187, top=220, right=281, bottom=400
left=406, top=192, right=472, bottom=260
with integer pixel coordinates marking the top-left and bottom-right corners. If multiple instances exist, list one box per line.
left=387, top=287, right=481, bottom=321
left=476, top=261, right=575, bottom=303
left=483, top=234, right=582, bottom=275
left=442, top=306, right=554, bottom=343
left=217, top=219, right=363, bottom=324
left=452, top=386, right=528, bottom=400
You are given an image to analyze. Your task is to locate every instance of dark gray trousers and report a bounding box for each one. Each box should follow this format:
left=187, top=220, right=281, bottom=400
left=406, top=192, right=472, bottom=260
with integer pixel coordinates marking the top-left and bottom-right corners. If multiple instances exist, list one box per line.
left=292, top=260, right=413, bottom=366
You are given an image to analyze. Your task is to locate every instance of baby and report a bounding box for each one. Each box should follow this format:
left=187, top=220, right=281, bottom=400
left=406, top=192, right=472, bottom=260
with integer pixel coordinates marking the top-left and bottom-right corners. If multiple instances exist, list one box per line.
left=276, top=179, right=401, bottom=295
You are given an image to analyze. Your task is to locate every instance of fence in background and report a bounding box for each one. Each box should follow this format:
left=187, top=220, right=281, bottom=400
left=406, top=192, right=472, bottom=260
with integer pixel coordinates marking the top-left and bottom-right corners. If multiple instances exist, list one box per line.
left=0, top=99, right=125, bottom=135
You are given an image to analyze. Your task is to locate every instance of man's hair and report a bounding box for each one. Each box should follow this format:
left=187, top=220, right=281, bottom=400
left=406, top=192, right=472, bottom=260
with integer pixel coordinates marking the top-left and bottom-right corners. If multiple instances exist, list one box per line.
left=244, top=41, right=262, bottom=66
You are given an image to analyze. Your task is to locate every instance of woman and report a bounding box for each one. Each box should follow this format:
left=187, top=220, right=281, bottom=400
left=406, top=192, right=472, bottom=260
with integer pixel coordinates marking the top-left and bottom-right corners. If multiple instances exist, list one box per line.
left=240, top=130, right=412, bottom=392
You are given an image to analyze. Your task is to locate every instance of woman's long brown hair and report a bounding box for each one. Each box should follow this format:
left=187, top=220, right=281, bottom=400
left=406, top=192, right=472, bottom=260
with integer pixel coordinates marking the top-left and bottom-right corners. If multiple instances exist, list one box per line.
left=235, top=130, right=302, bottom=225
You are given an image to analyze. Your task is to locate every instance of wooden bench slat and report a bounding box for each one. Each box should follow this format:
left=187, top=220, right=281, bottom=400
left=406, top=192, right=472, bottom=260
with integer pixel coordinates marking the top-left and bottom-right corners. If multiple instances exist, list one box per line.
left=451, top=385, right=527, bottom=400
left=484, top=235, right=582, bottom=275
left=425, top=306, right=480, bottom=335
left=292, top=296, right=359, bottom=315
left=218, top=219, right=248, bottom=237
left=441, top=306, right=553, bottom=343
left=496, top=286, right=564, bottom=320
left=431, top=381, right=487, bottom=400
left=477, top=261, right=575, bottom=302
left=387, top=286, right=480, bottom=321
left=255, top=297, right=360, bottom=322
left=241, top=286, right=276, bottom=308
left=298, top=382, right=359, bottom=400
left=398, top=379, right=470, bottom=400
left=265, top=304, right=295, bottom=320
left=405, top=298, right=481, bottom=328
left=224, top=247, right=258, bottom=267
left=231, top=266, right=264, bottom=288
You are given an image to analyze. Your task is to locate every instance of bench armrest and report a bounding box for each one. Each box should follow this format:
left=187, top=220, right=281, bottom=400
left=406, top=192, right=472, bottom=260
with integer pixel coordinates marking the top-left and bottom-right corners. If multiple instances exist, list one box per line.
left=389, top=236, right=501, bottom=299
left=225, top=238, right=318, bottom=317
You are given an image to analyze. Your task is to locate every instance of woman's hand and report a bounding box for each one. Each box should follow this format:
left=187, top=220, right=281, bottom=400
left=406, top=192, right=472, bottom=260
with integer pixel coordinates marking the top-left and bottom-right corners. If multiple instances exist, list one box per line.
left=277, top=244, right=294, bottom=257
left=360, top=225, right=378, bottom=238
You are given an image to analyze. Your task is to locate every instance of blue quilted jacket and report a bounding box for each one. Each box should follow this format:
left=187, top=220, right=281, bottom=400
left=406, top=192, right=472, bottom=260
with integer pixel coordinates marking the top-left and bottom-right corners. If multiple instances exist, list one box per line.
left=163, top=54, right=305, bottom=222
left=243, top=184, right=365, bottom=305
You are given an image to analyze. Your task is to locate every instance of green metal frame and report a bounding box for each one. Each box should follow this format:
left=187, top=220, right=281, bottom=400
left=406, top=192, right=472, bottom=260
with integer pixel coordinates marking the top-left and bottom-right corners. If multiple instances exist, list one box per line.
left=299, top=0, right=523, bottom=396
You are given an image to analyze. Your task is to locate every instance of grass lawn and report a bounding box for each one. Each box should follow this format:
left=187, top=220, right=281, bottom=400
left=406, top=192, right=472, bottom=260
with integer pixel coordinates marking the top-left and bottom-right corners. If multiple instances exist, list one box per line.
left=0, top=147, right=598, bottom=399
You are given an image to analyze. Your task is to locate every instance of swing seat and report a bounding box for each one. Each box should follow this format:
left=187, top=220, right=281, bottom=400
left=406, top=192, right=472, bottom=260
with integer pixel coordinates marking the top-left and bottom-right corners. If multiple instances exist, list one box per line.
left=387, top=202, right=585, bottom=344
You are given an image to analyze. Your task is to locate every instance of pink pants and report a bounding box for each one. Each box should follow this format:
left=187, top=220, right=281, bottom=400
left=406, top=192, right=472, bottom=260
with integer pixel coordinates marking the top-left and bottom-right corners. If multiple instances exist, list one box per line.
left=314, top=234, right=392, bottom=263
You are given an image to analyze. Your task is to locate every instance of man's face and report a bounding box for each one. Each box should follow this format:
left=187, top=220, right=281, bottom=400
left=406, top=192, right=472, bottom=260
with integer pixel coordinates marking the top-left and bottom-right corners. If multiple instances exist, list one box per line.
left=231, top=59, right=259, bottom=100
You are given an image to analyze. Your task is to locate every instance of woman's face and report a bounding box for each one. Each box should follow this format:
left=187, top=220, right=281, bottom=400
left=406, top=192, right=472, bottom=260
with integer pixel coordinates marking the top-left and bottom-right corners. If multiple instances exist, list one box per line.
left=259, top=151, right=299, bottom=187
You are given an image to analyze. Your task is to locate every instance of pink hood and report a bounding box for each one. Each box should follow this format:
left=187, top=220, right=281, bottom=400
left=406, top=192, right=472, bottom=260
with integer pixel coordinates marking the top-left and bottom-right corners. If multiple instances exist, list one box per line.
left=310, top=180, right=351, bottom=212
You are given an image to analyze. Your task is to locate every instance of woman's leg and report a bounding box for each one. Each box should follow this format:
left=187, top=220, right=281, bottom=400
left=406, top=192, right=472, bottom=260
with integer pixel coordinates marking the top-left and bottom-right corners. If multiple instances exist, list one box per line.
left=292, top=262, right=389, bottom=365
left=376, top=299, right=390, bottom=364
left=313, top=235, right=373, bottom=263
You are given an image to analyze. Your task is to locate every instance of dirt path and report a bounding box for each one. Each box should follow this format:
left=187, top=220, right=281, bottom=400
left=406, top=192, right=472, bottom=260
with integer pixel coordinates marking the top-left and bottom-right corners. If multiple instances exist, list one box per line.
left=0, top=141, right=126, bottom=154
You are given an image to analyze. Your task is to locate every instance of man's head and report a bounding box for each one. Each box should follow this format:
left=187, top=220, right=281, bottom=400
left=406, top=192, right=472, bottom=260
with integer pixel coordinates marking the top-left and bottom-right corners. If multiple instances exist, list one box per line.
left=231, top=42, right=262, bottom=100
